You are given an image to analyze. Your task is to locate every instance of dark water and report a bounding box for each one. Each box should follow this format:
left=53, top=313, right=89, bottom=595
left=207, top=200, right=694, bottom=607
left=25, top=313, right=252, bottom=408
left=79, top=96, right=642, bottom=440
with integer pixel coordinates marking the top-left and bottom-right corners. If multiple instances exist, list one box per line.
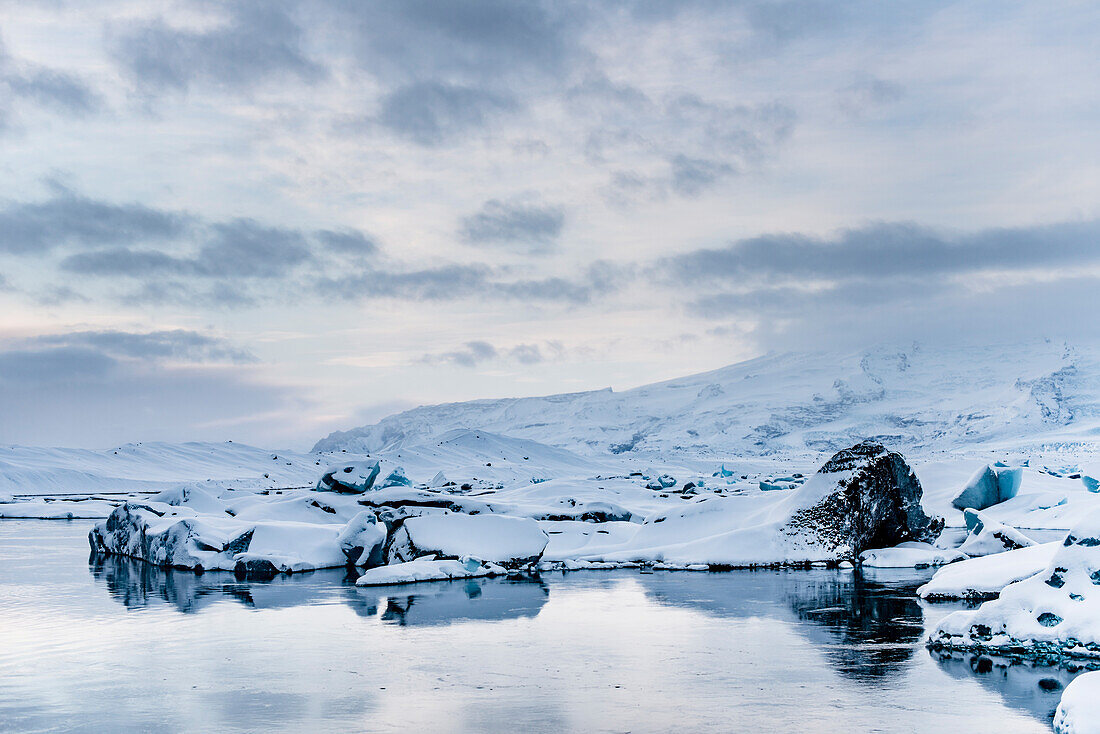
left=0, top=521, right=1076, bottom=733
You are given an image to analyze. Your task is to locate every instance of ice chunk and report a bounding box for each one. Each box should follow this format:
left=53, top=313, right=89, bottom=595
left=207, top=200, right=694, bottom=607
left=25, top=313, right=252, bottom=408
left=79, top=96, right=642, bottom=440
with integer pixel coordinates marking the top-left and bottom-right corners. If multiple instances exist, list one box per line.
left=952, top=464, right=1023, bottom=510
left=957, top=509, right=1035, bottom=557
left=355, top=557, right=506, bottom=586
left=859, top=542, right=965, bottom=568
left=315, top=460, right=409, bottom=493
left=387, top=513, right=548, bottom=568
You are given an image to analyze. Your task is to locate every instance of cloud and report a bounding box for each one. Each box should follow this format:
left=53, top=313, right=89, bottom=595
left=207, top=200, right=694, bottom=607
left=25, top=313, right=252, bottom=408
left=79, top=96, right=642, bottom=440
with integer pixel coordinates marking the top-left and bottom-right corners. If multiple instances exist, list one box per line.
left=0, top=329, right=298, bottom=446
left=837, top=77, right=905, bottom=117
left=376, top=81, right=518, bottom=146
left=330, top=0, right=580, bottom=85
left=428, top=340, right=498, bottom=367
left=0, top=188, right=187, bottom=255
left=316, top=229, right=378, bottom=256
left=666, top=219, right=1100, bottom=350
left=668, top=155, right=735, bottom=197
left=0, top=345, right=117, bottom=385
left=0, top=37, right=101, bottom=127
left=666, top=220, right=1100, bottom=284
left=421, top=339, right=560, bottom=367
left=30, top=329, right=256, bottom=364
left=111, top=2, right=324, bottom=93
left=460, top=197, right=564, bottom=251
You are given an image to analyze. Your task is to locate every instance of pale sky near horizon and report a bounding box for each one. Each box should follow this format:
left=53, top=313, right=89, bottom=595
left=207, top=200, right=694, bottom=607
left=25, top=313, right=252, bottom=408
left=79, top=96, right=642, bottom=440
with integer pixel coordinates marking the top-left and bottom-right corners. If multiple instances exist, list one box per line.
left=1, top=1, right=1099, bottom=449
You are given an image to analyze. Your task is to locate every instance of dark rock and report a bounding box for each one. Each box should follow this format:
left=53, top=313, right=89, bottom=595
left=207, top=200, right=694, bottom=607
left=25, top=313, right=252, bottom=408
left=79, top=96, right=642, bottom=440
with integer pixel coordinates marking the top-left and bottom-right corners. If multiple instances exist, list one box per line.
left=781, top=440, right=943, bottom=560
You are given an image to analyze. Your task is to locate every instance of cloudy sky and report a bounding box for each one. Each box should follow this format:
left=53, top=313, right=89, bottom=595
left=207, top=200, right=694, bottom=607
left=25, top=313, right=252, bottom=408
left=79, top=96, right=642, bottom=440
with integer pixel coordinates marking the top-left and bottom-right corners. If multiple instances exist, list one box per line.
left=1, top=1, right=1099, bottom=448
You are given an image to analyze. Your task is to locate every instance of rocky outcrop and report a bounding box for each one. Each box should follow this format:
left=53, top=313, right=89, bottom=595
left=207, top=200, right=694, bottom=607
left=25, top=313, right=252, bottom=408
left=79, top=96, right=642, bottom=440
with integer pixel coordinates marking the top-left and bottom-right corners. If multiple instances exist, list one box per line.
left=780, top=441, right=943, bottom=560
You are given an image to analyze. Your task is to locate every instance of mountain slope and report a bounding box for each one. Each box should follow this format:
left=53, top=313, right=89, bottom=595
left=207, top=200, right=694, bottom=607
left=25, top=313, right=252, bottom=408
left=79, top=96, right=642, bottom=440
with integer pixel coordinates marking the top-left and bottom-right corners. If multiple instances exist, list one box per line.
left=314, top=340, right=1100, bottom=460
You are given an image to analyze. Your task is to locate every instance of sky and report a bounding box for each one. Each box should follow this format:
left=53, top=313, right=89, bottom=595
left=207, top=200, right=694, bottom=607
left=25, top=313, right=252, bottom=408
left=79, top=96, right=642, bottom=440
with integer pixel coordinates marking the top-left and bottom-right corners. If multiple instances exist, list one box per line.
left=1, top=0, right=1099, bottom=449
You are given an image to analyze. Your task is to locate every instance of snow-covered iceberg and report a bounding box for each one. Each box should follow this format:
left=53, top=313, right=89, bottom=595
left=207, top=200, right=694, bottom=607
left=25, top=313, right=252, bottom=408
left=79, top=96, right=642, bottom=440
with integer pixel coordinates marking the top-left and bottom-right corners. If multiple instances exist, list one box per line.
left=89, top=501, right=387, bottom=577
left=928, top=511, right=1100, bottom=661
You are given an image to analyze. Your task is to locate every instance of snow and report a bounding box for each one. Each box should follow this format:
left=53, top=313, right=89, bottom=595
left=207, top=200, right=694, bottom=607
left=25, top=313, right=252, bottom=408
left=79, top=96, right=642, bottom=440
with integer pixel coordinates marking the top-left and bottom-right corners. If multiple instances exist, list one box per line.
left=917, top=542, right=1059, bottom=601
left=388, top=513, right=549, bottom=567
left=1055, top=670, right=1100, bottom=734
left=858, top=542, right=966, bottom=568
left=354, top=556, right=507, bottom=586
left=929, top=510, right=1100, bottom=657
left=957, top=510, right=1035, bottom=556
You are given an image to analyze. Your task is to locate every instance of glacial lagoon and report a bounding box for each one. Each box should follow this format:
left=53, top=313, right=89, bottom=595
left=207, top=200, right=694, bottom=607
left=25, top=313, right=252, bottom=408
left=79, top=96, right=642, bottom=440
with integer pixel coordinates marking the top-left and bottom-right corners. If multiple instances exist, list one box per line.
left=0, top=520, right=1080, bottom=733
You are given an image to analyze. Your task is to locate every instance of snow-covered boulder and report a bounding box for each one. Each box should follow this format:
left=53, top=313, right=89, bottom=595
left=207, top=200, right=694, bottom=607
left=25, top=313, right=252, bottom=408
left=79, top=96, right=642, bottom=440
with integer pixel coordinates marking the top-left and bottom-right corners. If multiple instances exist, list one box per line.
left=957, top=509, right=1035, bottom=557
left=928, top=510, right=1100, bottom=660
left=918, top=542, right=1059, bottom=602
left=858, top=542, right=965, bottom=568
left=386, top=513, right=549, bottom=569
left=315, top=460, right=410, bottom=494
left=1055, top=670, right=1100, bottom=734
left=776, top=441, right=943, bottom=557
left=952, top=465, right=1024, bottom=511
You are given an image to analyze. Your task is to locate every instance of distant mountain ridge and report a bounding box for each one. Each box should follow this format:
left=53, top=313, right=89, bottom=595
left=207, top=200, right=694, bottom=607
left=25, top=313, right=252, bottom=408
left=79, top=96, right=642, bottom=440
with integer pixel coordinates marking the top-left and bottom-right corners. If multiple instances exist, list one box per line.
left=313, top=340, right=1100, bottom=460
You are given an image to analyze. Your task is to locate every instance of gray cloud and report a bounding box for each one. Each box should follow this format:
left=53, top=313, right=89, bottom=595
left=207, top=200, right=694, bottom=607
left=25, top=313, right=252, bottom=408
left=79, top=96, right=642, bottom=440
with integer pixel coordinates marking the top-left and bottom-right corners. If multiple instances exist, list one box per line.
left=666, top=220, right=1100, bottom=285
left=0, top=328, right=297, bottom=446
left=111, top=2, right=324, bottom=93
left=0, top=345, right=117, bottom=385
left=376, top=81, right=518, bottom=145
left=330, top=0, right=580, bottom=84
left=31, top=329, right=256, bottom=364
left=668, top=155, right=735, bottom=197
left=316, top=229, right=378, bottom=256
left=460, top=198, right=565, bottom=251
left=0, top=38, right=101, bottom=126
left=838, top=77, right=905, bottom=117
left=429, top=340, right=498, bottom=367
left=0, top=188, right=188, bottom=255
left=59, top=219, right=311, bottom=280
left=422, top=339, right=559, bottom=367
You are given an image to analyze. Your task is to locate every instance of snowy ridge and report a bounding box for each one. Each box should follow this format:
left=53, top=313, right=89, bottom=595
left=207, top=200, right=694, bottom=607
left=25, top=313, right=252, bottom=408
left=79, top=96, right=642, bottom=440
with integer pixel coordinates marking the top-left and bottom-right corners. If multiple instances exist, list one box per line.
left=0, top=441, right=327, bottom=496
left=315, top=340, right=1100, bottom=460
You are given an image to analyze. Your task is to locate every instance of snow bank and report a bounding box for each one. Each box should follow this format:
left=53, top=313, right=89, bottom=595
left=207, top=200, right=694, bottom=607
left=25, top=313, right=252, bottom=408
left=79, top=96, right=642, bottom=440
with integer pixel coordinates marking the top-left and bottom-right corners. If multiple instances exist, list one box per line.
left=1055, top=670, right=1100, bottom=734
left=918, top=542, right=1058, bottom=601
left=929, top=510, right=1100, bottom=660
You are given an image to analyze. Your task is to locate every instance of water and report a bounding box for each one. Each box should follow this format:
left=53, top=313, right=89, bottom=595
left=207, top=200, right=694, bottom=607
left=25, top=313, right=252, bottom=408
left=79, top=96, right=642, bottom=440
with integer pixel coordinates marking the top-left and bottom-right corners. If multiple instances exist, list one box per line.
left=0, top=521, right=1078, bottom=733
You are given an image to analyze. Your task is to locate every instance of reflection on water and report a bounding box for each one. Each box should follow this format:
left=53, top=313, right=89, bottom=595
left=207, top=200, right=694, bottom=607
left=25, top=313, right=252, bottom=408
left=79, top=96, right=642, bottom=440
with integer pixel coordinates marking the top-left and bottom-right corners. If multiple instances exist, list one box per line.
left=0, top=520, right=1079, bottom=733
left=930, top=650, right=1090, bottom=725
left=90, top=553, right=552, bottom=625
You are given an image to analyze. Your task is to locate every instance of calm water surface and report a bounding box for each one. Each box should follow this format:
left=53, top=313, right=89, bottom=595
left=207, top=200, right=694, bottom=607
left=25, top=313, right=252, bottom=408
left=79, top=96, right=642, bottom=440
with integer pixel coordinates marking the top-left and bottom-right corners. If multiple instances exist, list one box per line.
left=0, top=521, right=1080, bottom=733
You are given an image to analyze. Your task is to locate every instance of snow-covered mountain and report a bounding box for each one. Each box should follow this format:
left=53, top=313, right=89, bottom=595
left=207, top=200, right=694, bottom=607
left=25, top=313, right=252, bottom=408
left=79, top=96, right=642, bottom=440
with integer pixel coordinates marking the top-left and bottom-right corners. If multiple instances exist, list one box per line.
left=314, top=340, right=1100, bottom=461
